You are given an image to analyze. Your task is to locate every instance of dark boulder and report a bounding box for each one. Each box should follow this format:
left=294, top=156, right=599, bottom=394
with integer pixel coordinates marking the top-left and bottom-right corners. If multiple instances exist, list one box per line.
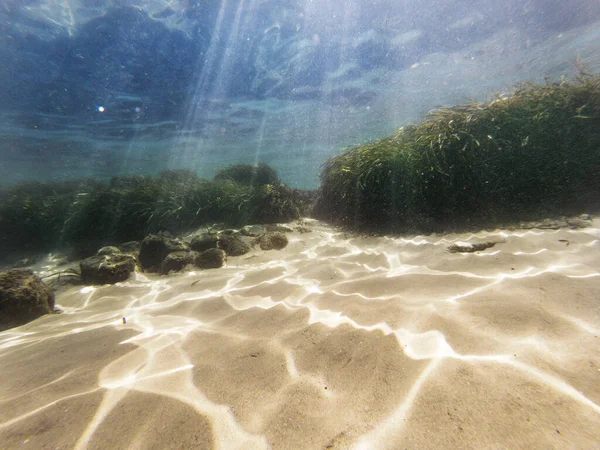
left=161, top=251, right=198, bottom=274
left=0, top=269, right=55, bottom=331
left=80, top=254, right=137, bottom=284
left=139, top=235, right=190, bottom=271
left=195, top=249, right=226, bottom=269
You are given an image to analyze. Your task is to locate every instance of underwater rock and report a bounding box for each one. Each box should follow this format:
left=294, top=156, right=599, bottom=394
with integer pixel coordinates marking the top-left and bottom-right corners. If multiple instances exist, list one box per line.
left=97, top=246, right=122, bottom=256
left=448, top=242, right=497, bottom=253
left=195, top=248, right=226, bottom=269
left=240, top=225, right=265, bottom=236
left=119, top=241, right=141, bottom=252
left=0, top=269, right=55, bottom=331
left=253, top=232, right=289, bottom=251
left=161, top=251, right=198, bottom=274
left=567, top=214, right=592, bottom=229
left=139, top=235, right=190, bottom=271
left=218, top=235, right=251, bottom=256
left=264, top=224, right=294, bottom=233
left=190, top=234, right=219, bottom=252
left=80, top=254, right=137, bottom=284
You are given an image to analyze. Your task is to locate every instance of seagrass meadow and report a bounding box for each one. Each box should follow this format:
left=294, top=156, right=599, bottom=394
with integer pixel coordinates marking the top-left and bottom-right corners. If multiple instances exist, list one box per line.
left=313, top=74, right=600, bottom=233
left=0, top=165, right=314, bottom=261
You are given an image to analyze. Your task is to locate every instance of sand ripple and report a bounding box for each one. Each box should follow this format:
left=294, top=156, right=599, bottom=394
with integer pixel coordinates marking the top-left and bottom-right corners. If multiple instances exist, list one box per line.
left=1, top=219, right=600, bottom=449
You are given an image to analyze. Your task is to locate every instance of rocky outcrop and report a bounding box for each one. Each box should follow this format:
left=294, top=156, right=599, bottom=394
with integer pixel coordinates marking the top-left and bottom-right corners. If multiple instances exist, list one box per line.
left=0, top=269, right=55, bottom=331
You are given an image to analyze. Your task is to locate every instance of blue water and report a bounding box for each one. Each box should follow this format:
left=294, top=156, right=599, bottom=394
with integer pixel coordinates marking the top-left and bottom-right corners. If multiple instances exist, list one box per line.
left=1, top=0, right=599, bottom=189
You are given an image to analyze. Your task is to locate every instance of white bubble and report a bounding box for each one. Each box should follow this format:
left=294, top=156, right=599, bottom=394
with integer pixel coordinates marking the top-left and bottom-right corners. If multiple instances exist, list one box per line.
left=98, top=106, right=105, bottom=112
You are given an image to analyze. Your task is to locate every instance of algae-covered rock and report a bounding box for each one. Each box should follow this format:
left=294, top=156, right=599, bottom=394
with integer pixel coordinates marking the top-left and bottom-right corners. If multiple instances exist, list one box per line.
left=264, top=224, right=294, bottom=233
left=240, top=225, right=264, bottom=236
left=190, top=234, right=219, bottom=252
left=253, top=232, right=289, bottom=250
left=97, top=246, right=121, bottom=256
left=0, top=269, right=55, bottom=331
left=80, top=253, right=136, bottom=284
left=161, top=251, right=198, bottom=274
left=218, top=235, right=251, bottom=256
left=139, top=234, right=190, bottom=272
left=119, top=241, right=140, bottom=252
left=195, top=248, right=226, bottom=269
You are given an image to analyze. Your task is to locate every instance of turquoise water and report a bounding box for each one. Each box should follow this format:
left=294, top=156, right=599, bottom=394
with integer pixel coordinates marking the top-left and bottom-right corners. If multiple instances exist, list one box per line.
left=1, top=1, right=599, bottom=189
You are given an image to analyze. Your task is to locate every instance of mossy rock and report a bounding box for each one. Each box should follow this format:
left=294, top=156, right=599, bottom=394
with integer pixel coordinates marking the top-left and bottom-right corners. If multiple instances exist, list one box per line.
left=119, top=241, right=140, bottom=253
left=97, top=246, right=122, bottom=256
left=80, top=254, right=136, bottom=284
left=190, top=234, right=219, bottom=252
left=139, top=235, right=190, bottom=272
left=161, top=251, right=198, bottom=274
left=0, top=269, right=55, bottom=331
left=218, top=235, right=251, bottom=256
left=195, top=248, right=226, bottom=269
left=253, top=232, right=289, bottom=250
left=240, top=225, right=264, bottom=236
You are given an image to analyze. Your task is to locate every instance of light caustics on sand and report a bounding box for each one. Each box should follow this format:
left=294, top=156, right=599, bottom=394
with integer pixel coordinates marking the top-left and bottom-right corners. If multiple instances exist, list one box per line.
left=1, top=221, right=600, bottom=448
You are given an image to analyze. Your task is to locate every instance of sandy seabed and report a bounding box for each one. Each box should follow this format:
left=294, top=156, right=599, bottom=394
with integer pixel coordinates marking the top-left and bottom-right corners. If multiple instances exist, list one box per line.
left=1, top=219, right=600, bottom=449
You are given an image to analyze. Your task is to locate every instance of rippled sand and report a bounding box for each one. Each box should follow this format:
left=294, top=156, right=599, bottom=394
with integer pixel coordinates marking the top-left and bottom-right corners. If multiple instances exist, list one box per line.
left=1, top=219, right=600, bottom=449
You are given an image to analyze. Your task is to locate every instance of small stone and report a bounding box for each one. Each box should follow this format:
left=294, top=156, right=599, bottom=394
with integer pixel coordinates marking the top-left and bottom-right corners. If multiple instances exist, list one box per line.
left=448, top=242, right=497, bottom=253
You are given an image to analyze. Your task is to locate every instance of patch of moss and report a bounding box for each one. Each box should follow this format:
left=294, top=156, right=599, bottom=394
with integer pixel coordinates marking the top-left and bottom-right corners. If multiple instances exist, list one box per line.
left=314, top=73, right=600, bottom=233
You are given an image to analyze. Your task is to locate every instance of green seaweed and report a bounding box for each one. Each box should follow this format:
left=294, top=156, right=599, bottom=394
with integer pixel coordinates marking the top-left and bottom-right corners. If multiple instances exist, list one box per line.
left=314, top=73, right=600, bottom=233
left=213, top=163, right=280, bottom=186
left=0, top=164, right=313, bottom=260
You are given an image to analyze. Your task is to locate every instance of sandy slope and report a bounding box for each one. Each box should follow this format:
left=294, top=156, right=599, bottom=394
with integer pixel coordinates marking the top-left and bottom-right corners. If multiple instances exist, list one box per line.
left=1, top=219, right=599, bottom=449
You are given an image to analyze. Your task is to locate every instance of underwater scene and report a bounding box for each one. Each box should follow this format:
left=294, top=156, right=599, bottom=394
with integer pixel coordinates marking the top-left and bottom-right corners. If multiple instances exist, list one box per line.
left=1, top=0, right=600, bottom=448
